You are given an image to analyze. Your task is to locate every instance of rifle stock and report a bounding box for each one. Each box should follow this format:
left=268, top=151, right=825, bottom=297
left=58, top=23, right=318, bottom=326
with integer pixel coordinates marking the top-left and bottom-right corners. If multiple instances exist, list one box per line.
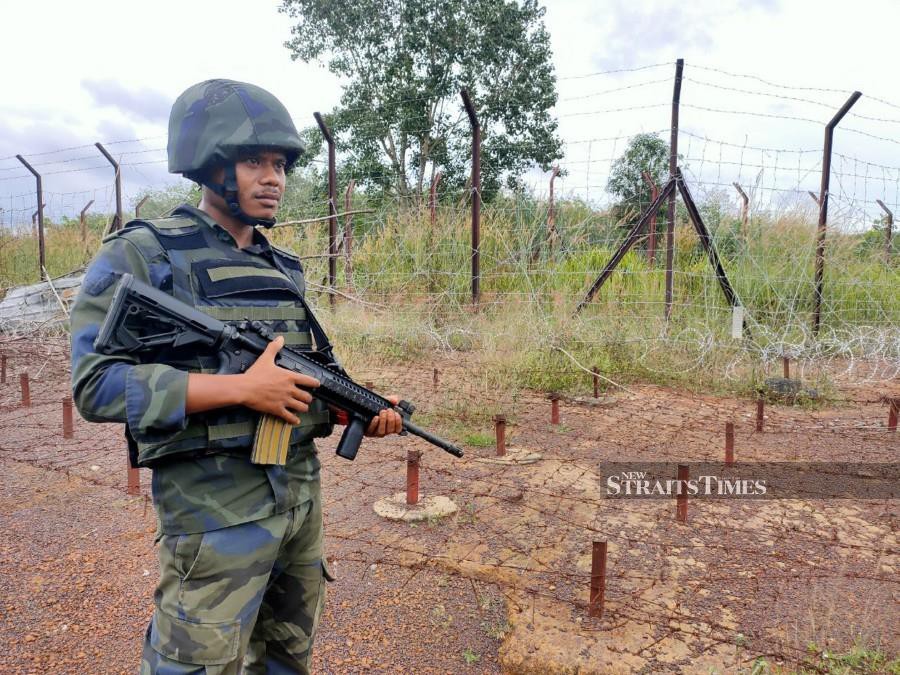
left=95, top=273, right=464, bottom=461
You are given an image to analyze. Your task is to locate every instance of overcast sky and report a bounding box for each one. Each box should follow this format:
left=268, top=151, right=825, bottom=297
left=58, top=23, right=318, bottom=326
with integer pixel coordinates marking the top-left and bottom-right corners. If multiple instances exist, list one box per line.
left=2, top=0, right=898, bottom=230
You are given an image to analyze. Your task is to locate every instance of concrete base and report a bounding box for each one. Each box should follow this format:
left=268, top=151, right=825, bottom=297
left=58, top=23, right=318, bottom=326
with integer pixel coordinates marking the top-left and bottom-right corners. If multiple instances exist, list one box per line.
left=473, top=446, right=543, bottom=465
left=373, top=492, right=458, bottom=522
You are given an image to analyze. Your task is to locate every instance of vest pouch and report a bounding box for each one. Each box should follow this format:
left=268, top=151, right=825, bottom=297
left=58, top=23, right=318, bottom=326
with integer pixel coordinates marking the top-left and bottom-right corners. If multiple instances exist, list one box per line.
left=191, top=260, right=332, bottom=448
left=126, top=219, right=333, bottom=466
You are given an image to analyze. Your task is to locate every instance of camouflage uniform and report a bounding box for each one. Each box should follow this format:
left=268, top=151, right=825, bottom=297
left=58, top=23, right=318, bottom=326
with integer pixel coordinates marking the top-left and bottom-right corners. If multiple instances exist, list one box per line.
left=71, top=80, right=335, bottom=674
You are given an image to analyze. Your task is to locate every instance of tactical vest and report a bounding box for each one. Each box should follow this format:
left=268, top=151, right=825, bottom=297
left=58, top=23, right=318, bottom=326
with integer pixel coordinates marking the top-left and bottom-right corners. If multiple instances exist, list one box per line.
left=119, top=207, right=333, bottom=467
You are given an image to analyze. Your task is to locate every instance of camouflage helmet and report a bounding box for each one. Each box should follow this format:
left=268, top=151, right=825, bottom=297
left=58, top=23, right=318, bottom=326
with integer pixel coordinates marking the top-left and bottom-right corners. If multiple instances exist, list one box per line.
left=167, top=79, right=305, bottom=176
left=167, top=79, right=304, bottom=227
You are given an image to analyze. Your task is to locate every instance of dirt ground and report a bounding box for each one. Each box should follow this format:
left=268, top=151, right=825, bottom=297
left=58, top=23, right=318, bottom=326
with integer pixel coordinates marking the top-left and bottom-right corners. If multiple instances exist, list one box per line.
left=0, top=338, right=897, bottom=674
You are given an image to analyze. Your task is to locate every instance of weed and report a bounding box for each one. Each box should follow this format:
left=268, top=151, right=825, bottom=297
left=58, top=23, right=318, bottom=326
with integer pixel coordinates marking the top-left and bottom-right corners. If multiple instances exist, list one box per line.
left=463, top=432, right=495, bottom=447
left=462, top=647, right=480, bottom=665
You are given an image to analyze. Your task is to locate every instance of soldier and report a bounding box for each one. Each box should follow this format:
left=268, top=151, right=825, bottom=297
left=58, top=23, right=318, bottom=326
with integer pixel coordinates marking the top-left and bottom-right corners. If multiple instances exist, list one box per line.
left=71, top=79, right=402, bottom=674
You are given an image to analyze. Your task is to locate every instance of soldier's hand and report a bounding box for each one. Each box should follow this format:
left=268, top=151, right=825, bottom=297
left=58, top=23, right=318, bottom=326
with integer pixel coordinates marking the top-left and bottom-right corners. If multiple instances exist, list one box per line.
left=365, top=395, right=404, bottom=437
left=240, top=336, right=320, bottom=425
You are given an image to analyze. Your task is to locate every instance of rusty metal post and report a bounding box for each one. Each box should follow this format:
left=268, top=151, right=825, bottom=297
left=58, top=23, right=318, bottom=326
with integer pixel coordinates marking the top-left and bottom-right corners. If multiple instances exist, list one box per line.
left=642, top=171, right=659, bottom=264
left=134, top=196, right=149, bottom=219
left=876, top=199, right=893, bottom=263
left=127, top=462, right=140, bottom=496
left=16, top=155, right=46, bottom=279
left=62, top=397, right=74, bottom=439
left=1, top=354, right=6, bottom=384
left=31, top=205, right=45, bottom=228
left=433, top=367, right=439, bottom=389
left=782, top=355, right=790, bottom=379
left=494, top=414, right=507, bottom=457
left=588, top=541, right=607, bottom=618
left=592, top=366, right=600, bottom=399
left=20, top=373, right=30, bottom=407
left=732, top=182, right=749, bottom=240
left=665, top=59, right=684, bottom=321
left=429, top=171, right=442, bottom=230
left=888, top=398, right=898, bottom=432
left=548, top=165, right=560, bottom=250
left=79, top=199, right=94, bottom=251
left=813, top=91, right=862, bottom=335
left=725, top=422, right=734, bottom=466
left=550, top=394, right=560, bottom=425
left=461, top=90, right=481, bottom=306
left=676, top=464, right=689, bottom=522
left=406, top=450, right=421, bottom=505
left=343, top=178, right=355, bottom=289
left=756, top=396, right=765, bottom=432
left=314, top=113, right=338, bottom=306
left=95, top=143, right=123, bottom=234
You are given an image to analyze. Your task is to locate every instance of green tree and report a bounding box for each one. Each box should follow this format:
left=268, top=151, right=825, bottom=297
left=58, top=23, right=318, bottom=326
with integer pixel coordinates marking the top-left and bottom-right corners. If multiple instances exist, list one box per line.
left=279, top=0, right=563, bottom=202
left=606, top=133, right=669, bottom=220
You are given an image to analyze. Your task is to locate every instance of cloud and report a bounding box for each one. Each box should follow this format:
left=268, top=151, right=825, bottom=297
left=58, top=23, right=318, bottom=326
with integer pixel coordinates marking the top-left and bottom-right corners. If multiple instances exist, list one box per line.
left=587, top=0, right=778, bottom=71
left=81, top=78, right=171, bottom=124
left=96, top=118, right=139, bottom=144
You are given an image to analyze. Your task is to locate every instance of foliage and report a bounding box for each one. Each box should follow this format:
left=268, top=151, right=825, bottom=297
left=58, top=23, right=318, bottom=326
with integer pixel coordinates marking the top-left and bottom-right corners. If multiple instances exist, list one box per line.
left=131, top=183, right=201, bottom=220
left=606, top=132, right=669, bottom=220
left=279, top=0, right=563, bottom=202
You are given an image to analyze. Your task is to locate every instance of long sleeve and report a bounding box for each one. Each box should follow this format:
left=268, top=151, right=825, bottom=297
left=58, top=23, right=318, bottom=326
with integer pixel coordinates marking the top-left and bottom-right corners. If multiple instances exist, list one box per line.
left=70, top=234, right=189, bottom=443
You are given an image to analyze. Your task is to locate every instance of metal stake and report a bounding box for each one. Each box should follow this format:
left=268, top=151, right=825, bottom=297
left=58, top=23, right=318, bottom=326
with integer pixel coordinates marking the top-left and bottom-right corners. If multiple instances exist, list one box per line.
left=782, top=355, right=790, bottom=379
left=16, top=155, right=46, bottom=278
left=642, top=171, right=659, bottom=265
left=876, top=199, right=893, bottom=264
left=550, top=394, right=560, bottom=425
left=461, top=89, right=481, bottom=306
left=20, top=373, right=30, bottom=407
left=343, top=178, right=355, bottom=289
left=733, top=182, right=749, bottom=241
left=406, top=450, right=421, bottom=505
left=494, top=414, right=507, bottom=457
left=62, top=397, right=74, bottom=439
left=756, top=397, right=765, bottom=432
left=429, top=171, right=442, bottom=230
left=95, top=143, right=123, bottom=234
left=592, top=366, right=600, bottom=399
left=676, top=464, right=689, bottom=522
left=589, top=541, right=607, bottom=618
left=134, top=196, right=149, bottom=219
left=314, top=113, right=338, bottom=306
left=548, top=166, right=560, bottom=250
left=813, top=91, right=862, bottom=335
left=665, top=58, right=684, bottom=321
left=1, top=354, right=6, bottom=384
left=79, top=199, right=94, bottom=254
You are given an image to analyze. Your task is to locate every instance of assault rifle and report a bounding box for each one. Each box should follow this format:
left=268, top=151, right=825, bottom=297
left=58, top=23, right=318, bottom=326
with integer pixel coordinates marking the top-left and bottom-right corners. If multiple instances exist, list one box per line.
left=95, top=273, right=464, bottom=461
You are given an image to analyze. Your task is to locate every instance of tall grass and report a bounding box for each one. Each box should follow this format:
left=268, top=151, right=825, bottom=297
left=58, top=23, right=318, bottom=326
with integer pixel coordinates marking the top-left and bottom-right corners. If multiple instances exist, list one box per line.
left=2, top=191, right=896, bottom=395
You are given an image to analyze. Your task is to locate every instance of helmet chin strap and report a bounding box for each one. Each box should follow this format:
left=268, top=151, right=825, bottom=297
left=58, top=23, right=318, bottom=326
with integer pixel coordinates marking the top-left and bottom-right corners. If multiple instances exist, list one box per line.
left=204, top=164, right=277, bottom=228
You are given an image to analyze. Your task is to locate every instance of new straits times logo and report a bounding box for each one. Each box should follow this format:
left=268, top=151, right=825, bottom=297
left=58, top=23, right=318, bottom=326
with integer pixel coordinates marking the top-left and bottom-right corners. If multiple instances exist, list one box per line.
left=599, top=462, right=898, bottom=499
left=607, top=471, right=767, bottom=497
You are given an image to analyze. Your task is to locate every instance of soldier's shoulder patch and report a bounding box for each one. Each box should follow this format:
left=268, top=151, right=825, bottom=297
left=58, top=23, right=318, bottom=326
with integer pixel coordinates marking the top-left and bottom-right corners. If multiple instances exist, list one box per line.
left=135, top=216, right=200, bottom=235
left=270, top=242, right=301, bottom=264
left=110, top=225, right=167, bottom=260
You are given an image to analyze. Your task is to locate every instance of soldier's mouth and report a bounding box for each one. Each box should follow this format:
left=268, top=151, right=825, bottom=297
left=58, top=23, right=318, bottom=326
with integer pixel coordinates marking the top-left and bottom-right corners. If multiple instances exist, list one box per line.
left=255, top=195, right=280, bottom=207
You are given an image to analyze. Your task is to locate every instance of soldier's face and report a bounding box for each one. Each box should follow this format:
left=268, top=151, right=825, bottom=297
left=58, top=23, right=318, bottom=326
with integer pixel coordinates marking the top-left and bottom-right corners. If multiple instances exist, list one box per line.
left=233, top=150, right=288, bottom=220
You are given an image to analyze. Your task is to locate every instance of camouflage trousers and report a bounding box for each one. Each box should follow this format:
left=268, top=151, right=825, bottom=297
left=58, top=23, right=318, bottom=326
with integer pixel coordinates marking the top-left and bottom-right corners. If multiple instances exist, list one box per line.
left=140, top=490, right=333, bottom=674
